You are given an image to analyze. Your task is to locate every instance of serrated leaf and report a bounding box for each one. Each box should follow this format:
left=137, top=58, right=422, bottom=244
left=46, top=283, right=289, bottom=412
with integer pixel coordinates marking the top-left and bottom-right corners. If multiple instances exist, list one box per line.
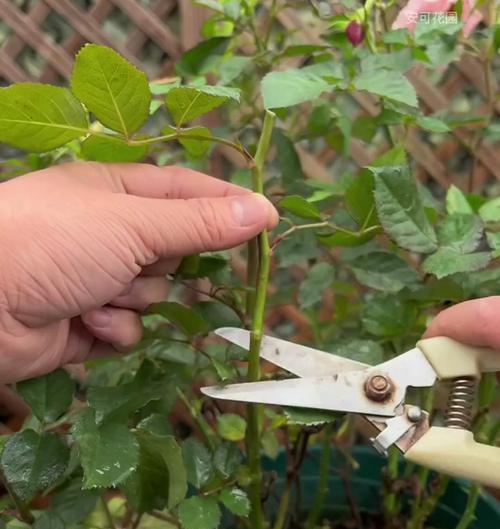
left=298, top=262, right=335, bottom=309
left=437, top=214, right=483, bottom=253
left=81, top=135, right=148, bottom=162
left=274, top=130, right=304, bottom=185
left=347, top=252, right=419, bottom=292
left=87, top=360, right=166, bottom=423
left=182, top=438, right=213, bottom=489
left=479, top=197, right=500, bottom=227
left=362, top=294, right=418, bottom=337
left=213, top=442, right=242, bottom=478
left=423, top=249, right=491, bottom=279
left=192, top=301, right=240, bottom=330
left=354, top=70, right=418, bottom=107
left=148, top=301, right=209, bottom=336
left=123, top=429, right=187, bottom=512
left=219, top=488, right=250, bottom=516
left=370, top=165, right=438, bottom=253
left=403, top=277, right=464, bottom=302
left=344, top=170, right=378, bottom=227
left=165, top=85, right=239, bottom=126
left=416, top=116, right=450, bottom=132
left=217, top=414, right=246, bottom=441
left=163, top=125, right=211, bottom=157
left=446, top=185, right=474, bottom=215
left=283, top=407, right=339, bottom=425
left=71, top=408, right=139, bottom=489
left=261, top=70, right=331, bottom=109
left=72, top=44, right=150, bottom=136
left=0, top=430, right=69, bottom=501
left=487, top=232, right=500, bottom=258
left=279, top=195, right=323, bottom=221
left=0, top=84, right=88, bottom=152
left=178, top=496, right=221, bottom=529
left=17, top=369, right=75, bottom=424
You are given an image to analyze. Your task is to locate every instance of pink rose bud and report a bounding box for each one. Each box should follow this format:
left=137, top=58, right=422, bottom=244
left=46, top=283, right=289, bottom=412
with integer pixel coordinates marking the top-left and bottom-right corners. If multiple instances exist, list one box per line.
left=346, top=21, right=364, bottom=46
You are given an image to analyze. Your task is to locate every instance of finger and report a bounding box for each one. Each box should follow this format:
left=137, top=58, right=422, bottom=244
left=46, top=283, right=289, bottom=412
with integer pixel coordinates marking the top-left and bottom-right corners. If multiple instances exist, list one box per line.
left=81, top=307, right=143, bottom=352
left=110, top=276, right=169, bottom=311
left=119, top=192, right=279, bottom=259
left=141, top=257, right=181, bottom=276
left=423, top=296, right=500, bottom=350
left=103, top=164, right=250, bottom=199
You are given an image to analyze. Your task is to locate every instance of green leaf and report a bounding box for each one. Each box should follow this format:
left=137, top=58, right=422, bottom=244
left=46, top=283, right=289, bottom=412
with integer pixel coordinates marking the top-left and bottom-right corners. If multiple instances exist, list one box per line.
left=182, top=438, right=213, bottom=489
left=165, top=85, right=239, bottom=126
left=344, top=170, right=378, bottom=227
left=487, top=232, right=500, bottom=258
left=370, top=165, right=438, bottom=253
left=436, top=214, right=483, bottom=253
left=479, top=197, right=500, bottom=227
left=219, top=488, right=250, bottom=516
left=298, top=262, right=335, bottom=309
left=163, top=125, right=212, bottom=157
left=137, top=414, right=172, bottom=437
left=71, top=408, right=139, bottom=488
left=371, top=146, right=407, bottom=167
left=415, top=116, right=450, bottom=133
left=213, top=442, right=242, bottom=478
left=123, top=429, right=187, bottom=512
left=192, top=301, right=240, bottom=330
left=353, top=70, right=418, bottom=107
left=362, top=294, right=418, bottom=337
left=81, top=135, right=148, bottom=162
left=347, top=252, right=419, bottom=292
left=333, top=339, right=384, bottom=365
left=177, top=254, right=228, bottom=279
left=0, top=430, right=69, bottom=501
left=261, top=69, right=331, bottom=109
left=446, top=185, right=474, bottom=215
left=148, top=341, right=197, bottom=365
left=218, top=56, right=250, bottom=85
left=423, top=249, right=491, bottom=279
left=217, top=413, right=246, bottom=441
left=283, top=407, right=338, bottom=425
left=403, top=277, right=464, bottom=302
left=71, top=44, right=150, bottom=136
left=87, top=360, right=166, bottom=423
left=261, top=430, right=280, bottom=459
left=148, top=301, right=209, bottom=336
left=279, top=195, right=323, bottom=221
left=274, top=130, right=304, bottom=185
left=176, top=37, right=229, bottom=77
left=211, top=358, right=234, bottom=382
left=17, top=369, right=75, bottom=424
left=360, top=49, right=413, bottom=73
left=178, top=496, right=221, bottom=529
left=0, top=84, right=88, bottom=152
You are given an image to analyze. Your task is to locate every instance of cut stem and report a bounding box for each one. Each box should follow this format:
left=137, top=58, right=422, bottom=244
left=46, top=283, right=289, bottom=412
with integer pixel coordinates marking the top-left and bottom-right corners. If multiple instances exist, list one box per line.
left=456, top=483, right=481, bottom=529
left=245, top=110, right=276, bottom=529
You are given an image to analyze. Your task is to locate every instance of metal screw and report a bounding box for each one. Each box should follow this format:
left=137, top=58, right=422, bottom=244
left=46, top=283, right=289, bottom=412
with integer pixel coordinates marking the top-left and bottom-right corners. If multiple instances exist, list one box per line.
left=407, top=406, right=423, bottom=423
left=364, top=373, right=393, bottom=402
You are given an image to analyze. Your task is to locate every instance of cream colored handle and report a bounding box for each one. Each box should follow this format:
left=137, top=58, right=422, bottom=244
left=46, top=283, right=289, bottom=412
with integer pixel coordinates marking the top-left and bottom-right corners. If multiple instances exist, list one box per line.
left=417, top=337, right=500, bottom=379
left=405, top=427, right=500, bottom=489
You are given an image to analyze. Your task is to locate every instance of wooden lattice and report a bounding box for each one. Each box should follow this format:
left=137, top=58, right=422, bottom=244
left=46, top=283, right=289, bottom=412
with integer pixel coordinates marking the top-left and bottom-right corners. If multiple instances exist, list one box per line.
left=0, top=0, right=499, bottom=191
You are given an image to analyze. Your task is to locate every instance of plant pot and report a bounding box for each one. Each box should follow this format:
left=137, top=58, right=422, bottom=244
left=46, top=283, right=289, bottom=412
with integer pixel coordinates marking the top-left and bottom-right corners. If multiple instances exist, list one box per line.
left=259, top=445, right=500, bottom=528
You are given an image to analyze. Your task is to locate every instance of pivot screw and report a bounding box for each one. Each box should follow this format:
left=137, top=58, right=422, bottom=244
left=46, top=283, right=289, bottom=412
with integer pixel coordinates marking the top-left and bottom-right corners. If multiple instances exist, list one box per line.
left=364, top=373, right=393, bottom=402
left=407, top=406, right=423, bottom=423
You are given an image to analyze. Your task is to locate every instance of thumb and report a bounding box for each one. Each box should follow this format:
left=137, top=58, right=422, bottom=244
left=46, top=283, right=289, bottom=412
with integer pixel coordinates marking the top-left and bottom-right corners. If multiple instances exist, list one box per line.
left=120, top=192, right=279, bottom=258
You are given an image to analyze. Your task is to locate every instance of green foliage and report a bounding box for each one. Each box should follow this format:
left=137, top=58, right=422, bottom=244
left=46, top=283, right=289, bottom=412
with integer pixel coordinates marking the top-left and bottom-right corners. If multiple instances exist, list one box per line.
left=178, top=496, right=221, bottom=529
left=219, top=488, right=250, bottom=516
left=217, top=413, right=247, bottom=441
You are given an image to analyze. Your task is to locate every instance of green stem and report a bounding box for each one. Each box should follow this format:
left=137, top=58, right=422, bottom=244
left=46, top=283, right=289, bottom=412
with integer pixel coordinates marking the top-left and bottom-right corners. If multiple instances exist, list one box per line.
left=383, top=447, right=400, bottom=520
left=0, top=470, right=34, bottom=524
left=456, top=484, right=481, bottom=529
left=245, top=110, right=276, bottom=529
left=245, top=238, right=259, bottom=318
left=305, top=424, right=333, bottom=529
left=101, top=495, right=117, bottom=529
left=177, top=389, right=216, bottom=450
left=406, top=475, right=450, bottom=529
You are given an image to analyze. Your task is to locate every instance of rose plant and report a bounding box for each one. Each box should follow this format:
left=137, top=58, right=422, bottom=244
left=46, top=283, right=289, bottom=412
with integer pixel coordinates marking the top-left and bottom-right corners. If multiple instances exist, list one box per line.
left=0, top=1, right=499, bottom=529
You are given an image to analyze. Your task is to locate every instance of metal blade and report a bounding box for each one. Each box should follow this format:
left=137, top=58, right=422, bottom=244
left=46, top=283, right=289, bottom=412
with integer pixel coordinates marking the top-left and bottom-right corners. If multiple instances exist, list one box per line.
left=201, top=370, right=398, bottom=417
left=215, top=327, right=368, bottom=377
left=375, top=348, right=437, bottom=389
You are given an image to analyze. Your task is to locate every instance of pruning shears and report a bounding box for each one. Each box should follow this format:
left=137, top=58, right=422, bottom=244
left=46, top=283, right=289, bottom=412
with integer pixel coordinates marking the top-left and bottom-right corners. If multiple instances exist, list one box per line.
left=201, top=328, right=500, bottom=489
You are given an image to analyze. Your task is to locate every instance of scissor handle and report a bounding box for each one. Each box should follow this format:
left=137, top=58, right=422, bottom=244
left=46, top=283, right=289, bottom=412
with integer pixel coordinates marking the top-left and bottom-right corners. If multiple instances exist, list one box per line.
left=417, top=337, right=500, bottom=379
left=405, top=426, right=500, bottom=489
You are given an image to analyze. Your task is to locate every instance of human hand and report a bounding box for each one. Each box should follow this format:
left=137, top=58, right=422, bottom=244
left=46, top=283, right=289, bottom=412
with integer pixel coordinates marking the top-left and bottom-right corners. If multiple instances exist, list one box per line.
left=423, top=296, right=500, bottom=351
left=0, top=162, right=278, bottom=383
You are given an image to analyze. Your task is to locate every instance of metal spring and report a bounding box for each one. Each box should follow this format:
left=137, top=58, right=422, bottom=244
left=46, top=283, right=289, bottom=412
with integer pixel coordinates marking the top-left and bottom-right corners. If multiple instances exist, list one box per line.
left=445, top=377, right=477, bottom=429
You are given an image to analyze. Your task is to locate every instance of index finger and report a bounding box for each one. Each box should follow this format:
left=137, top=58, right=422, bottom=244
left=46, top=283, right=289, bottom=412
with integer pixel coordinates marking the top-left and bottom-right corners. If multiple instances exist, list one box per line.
left=424, top=296, right=500, bottom=351
left=103, top=163, right=250, bottom=199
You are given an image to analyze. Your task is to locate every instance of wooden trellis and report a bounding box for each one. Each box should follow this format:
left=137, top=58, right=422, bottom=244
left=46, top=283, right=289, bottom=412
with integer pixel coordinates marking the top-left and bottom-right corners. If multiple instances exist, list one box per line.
left=0, top=0, right=498, bottom=191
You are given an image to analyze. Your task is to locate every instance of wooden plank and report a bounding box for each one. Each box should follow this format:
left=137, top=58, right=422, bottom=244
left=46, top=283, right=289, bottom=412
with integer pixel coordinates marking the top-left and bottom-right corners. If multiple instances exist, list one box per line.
left=0, top=53, right=30, bottom=82
left=108, top=0, right=181, bottom=58
left=0, top=0, right=73, bottom=77
left=178, top=0, right=211, bottom=50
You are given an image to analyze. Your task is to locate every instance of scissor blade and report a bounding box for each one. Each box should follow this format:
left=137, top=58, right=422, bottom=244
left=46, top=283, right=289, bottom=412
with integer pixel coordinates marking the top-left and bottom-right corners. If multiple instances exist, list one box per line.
left=215, top=327, right=368, bottom=377
left=377, top=348, right=437, bottom=388
left=201, top=371, right=397, bottom=417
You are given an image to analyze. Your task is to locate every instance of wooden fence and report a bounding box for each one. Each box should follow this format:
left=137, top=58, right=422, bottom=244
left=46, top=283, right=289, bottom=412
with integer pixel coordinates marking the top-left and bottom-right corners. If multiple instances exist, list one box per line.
left=0, top=0, right=499, bottom=192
